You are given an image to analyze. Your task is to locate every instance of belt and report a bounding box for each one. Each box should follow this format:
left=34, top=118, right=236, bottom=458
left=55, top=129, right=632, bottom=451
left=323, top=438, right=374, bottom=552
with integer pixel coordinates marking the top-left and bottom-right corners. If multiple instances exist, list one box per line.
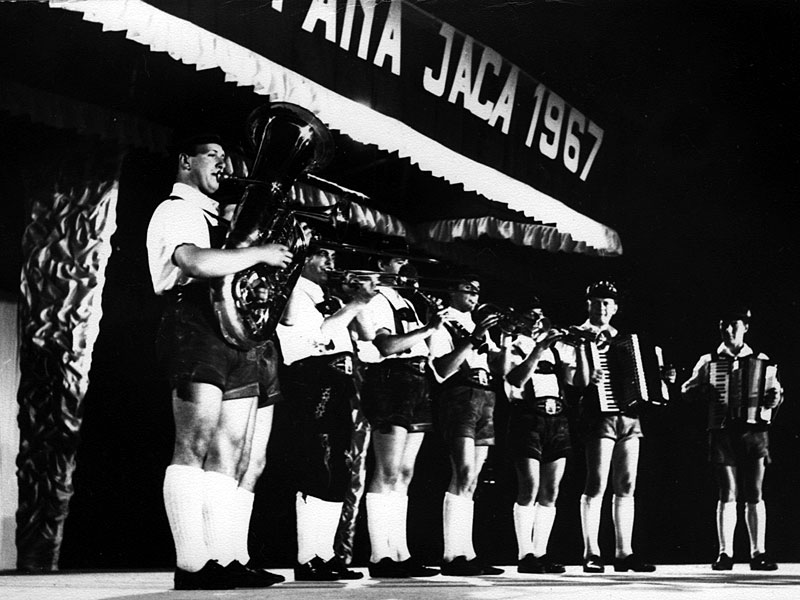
left=450, top=368, right=494, bottom=389
left=328, top=354, right=355, bottom=376
left=292, top=353, right=355, bottom=376
left=382, top=357, right=427, bottom=375
left=163, top=283, right=209, bottom=305
left=533, top=396, right=565, bottom=416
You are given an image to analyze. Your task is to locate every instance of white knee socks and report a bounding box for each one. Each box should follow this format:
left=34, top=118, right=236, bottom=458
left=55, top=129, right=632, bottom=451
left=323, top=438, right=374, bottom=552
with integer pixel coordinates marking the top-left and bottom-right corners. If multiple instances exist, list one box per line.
left=513, top=503, right=536, bottom=559
left=203, top=470, right=239, bottom=567
left=532, top=503, right=557, bottom=558
left=580, top=494, right=602, bottom=558
left=366, top=492, right=392, bottom=563
left=443, top=492, right=475, bottom=561
left=295, top=492, right=343, bottom=564
left=232, top=487, right=255, bottom=565
left=612, top=495, right=635, bottom=559
left=717, top=500, right=737, bottom=556
left=745, top=501, right=767, bottom=557
left=163, top=465, right=209, bottom=572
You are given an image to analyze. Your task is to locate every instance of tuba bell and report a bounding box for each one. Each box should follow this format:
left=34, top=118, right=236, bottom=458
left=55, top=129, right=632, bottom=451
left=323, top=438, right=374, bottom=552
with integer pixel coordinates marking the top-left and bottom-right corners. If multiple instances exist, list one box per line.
left=211, top=102, right=335, bottom=349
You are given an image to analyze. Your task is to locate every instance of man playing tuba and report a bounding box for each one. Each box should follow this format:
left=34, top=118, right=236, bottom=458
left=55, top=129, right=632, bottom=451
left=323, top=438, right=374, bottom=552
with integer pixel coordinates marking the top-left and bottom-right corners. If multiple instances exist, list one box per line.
left=147, top=134, right=291, bottom=590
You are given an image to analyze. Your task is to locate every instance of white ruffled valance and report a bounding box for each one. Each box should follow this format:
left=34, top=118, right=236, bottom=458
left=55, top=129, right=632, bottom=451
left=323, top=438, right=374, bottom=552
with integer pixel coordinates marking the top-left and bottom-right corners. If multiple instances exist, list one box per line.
left=291, top=179, right=611, bottom=256
left=51, top=0, right=622, bottom=256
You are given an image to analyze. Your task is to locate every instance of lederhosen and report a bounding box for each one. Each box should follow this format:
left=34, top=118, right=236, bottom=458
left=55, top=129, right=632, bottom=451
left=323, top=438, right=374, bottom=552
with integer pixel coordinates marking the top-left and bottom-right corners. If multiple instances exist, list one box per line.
left=361, top=290, right=433, bottom=433
left=155, top=199, right=260, bottom=400
left=507, top=346, right=572, bottom=462
left=282, top=296, right=359, bottom=502
left=437, top=329, right=497, bottom=445
left=575, top=330, right=643, bottom=442
left=706, top=349, right=771, bottom=465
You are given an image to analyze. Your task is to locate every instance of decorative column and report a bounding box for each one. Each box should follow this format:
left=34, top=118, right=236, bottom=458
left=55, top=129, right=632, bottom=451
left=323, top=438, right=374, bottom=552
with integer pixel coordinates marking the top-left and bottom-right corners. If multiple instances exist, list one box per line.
left=15, top=143, right=120, bottom=572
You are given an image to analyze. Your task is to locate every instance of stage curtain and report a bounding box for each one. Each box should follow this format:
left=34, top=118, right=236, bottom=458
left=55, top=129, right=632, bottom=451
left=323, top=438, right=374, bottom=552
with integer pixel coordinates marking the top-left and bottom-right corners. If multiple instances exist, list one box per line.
left=16, top=139, right=120, bottom=572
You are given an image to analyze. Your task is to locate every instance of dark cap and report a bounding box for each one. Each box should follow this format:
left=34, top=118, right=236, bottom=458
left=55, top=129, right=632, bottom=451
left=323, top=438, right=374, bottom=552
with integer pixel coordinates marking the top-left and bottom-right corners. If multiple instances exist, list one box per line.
left=586, top=280, right=619, bottom=299
left=171, top=133, right=225, bottom=158
left=719, top=305, right=752, bottom=323
left=450, top=273, right=481, bottom=294
left=377, top=237, right=411, bottom=257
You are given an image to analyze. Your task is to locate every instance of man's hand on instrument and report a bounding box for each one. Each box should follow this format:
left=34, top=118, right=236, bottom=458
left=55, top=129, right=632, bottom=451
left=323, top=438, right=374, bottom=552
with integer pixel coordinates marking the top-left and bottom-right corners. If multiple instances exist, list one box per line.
left=474, top=313, right=501, bottom=338
left=763, top=387, right=781, bottom=409
left=260, top=244, right=293, bottom=268
left=589, top=367, right=605, bottom=386
left=426, top=307, right=448, bottom=331
left=350, top=276, right=379, bottom=304
left=536, top=328, right=563, bottom=349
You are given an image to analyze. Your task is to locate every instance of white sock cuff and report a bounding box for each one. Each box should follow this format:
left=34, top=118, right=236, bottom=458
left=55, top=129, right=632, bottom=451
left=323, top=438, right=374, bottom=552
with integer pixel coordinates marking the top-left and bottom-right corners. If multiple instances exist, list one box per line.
left=613, top=495, right=634, bottom=508
left=535, top=502, right=556, bottom=515
left=445, top=491, right=474, bottom=509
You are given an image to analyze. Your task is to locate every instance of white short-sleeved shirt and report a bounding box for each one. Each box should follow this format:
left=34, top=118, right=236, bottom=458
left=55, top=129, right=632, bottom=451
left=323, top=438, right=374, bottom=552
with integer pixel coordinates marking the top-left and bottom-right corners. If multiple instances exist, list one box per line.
left=557, top=319, right=617, bottom=368
left=504, top=336, right=561, bottom=401
left=681, top=342, right=780, bottom=395
left=361, top=288, right=429, bottom=360
left=276, top=276, right=354, bottom=366
left=429, top=309, right=499, bottom=381
left=146, top=182, right=220, bottom=295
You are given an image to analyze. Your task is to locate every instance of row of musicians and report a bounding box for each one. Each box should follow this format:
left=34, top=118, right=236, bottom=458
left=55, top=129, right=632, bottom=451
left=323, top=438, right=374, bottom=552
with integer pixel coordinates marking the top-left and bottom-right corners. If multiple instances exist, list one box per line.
left=267, top=250, right=783, bottom=580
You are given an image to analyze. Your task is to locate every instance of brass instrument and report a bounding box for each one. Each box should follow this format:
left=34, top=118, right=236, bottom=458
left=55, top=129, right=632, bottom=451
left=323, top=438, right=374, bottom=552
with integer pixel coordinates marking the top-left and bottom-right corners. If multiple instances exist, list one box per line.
left=556, top=325, right=612, bottom=349
left=211, top=102, right=335, bottom=349
left=473, top=302, right=550, bottom=337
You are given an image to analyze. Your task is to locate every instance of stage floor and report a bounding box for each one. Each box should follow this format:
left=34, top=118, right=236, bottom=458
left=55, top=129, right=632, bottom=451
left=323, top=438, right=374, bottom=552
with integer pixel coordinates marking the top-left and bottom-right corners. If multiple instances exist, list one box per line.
left=2, top=564, right=800, bottom=600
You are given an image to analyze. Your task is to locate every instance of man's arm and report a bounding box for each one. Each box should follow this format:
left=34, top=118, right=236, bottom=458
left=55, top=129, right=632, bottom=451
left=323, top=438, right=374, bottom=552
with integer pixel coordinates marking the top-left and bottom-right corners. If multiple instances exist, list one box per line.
left=173, top=243, right=292, bottom=279
left=680, top=355, right=714, bottom=402
left=432, top=313, right=500, bottom=380
left=506, top=330, right=562, bottom=388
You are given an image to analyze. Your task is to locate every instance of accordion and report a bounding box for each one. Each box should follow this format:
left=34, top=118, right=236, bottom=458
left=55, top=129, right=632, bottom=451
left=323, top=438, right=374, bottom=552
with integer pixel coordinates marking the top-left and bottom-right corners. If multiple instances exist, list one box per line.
left=707, top=356, right=778, bottom=429
left=588, top=333, right=669, bottom=414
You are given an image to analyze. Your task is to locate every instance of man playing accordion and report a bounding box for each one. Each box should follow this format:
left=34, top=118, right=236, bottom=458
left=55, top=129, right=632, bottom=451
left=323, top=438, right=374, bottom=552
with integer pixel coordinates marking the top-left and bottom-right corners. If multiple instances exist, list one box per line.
left=681, top=305, right=782, bottom=571
left=568, top=280, right=656, bottom=574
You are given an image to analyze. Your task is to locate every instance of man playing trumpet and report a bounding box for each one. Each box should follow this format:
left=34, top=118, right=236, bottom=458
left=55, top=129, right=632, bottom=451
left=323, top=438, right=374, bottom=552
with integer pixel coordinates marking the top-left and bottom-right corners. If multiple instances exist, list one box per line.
left=429, top=275, right=511, bottom=576
left=353, top=245, right=445, bottom=578
left=504, top=299, right=571, bottom=574
left=276, top=247, right=377, bottom=581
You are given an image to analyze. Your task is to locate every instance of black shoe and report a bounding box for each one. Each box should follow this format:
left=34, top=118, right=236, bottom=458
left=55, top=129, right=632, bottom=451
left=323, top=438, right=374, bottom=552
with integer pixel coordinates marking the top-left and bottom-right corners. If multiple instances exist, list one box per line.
left=614, top=554, right=656, bottom=573
left=583, top=554, right=604, bottom=573
left=478, top=560, right=505, bottom=576
left=369, top=557, right=409, bottom=578
left=712, top=553, right=734, bottom=571
left=174, top=559, right=235, bottom=590
left=750, top=553, right=778, bottom=571
left=245, top=559, right=286, bottom=584
left=325, top=556, right=364, bottom=580
left=518, top=553, right=545, bottom=574
left=441, top=555, right=484, bottom=576
left=539, top=555, right=566, bottom=574
left=294, top=556, right=339, bottom=581
left=224, top=560, right=284, bottom=587
left=400, top=557, right=439, bottom=577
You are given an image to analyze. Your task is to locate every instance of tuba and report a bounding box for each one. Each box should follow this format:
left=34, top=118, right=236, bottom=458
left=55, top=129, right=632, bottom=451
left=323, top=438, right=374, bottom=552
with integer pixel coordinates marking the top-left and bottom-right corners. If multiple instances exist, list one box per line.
left=211, top=102, right=335, bottom=349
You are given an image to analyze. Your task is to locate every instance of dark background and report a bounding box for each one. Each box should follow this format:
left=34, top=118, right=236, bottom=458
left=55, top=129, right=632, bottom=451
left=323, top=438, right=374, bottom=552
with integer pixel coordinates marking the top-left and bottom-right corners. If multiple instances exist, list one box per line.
left=1, top=0, right=798, bottom=568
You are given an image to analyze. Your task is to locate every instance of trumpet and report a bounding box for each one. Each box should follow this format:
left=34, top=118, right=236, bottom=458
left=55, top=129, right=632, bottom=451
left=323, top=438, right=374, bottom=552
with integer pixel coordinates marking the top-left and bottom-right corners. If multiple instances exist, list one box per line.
left=549, top=325, right=612, bottom=349
left=473, top=303, right=550, bottom=337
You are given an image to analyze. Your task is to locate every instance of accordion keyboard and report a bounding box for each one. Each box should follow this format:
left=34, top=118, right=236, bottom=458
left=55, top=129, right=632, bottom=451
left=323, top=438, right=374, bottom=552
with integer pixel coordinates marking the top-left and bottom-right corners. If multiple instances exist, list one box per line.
left=708, top=360, right=731, bottom=429
left=593, top=345, right=619, bottom=413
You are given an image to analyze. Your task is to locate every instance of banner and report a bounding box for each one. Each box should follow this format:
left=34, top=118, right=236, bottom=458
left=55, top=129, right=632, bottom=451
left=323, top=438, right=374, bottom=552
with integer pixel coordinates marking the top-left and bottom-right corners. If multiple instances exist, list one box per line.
left=147, top=0, right=607, bottom=212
